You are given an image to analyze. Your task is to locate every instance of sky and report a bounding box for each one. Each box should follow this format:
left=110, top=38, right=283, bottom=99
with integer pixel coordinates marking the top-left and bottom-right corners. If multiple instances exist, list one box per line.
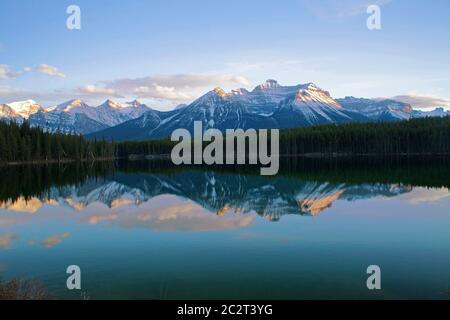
left=0, top=0, right=449, bottom=110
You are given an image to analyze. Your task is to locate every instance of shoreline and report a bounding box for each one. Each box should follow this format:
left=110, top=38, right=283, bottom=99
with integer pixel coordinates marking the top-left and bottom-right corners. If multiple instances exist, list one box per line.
left=1, top=157, right=117, bottom=166
left=2, top=153, right=450, bottom=166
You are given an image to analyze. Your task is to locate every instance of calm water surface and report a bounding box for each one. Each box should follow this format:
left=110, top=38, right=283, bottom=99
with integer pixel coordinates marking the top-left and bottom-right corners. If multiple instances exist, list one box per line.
left=0, top=158, right=449, bottom=299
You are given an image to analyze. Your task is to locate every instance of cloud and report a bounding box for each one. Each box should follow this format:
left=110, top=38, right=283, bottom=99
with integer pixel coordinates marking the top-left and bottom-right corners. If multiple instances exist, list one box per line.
left=392, top=95, right=450, bottom=109
left=77, top=85, right=123, bottom=98
left=0, top=85, right=69, bottom=104
left=0, top=233, right=18, bottom=249
left=41, top=232, right=70, bottom=248
left=36, top=64, right=66, bottom=78
left=0, top=64, right=18, bottom=79
left=103, top=73, right=251, bottom=101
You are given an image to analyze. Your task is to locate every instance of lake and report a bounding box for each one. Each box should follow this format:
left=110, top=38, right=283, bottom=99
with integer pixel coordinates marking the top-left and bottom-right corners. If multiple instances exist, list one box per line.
left=0, top=157, right=449, bottom=299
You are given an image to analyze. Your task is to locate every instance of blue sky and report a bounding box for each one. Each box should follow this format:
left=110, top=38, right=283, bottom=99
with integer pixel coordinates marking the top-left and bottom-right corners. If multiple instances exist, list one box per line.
left=0, top=0, right=449, bottom=110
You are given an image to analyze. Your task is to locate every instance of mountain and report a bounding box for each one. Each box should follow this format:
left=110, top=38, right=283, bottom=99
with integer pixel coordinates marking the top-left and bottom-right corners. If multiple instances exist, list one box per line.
left=0, top=104, right=22, bottom=121
left=5, top=99, right=43, bottom=119
left=85, top=109, right=165, bottom=141
left=93, top=99, right=150, bottom=127
left=412, top=107, right=450, bottom=118
left=337, top=97, right=414, bottom=121
left=3, top=79, right=449, bottom=139
left=29, top=109, right=110, bottom=135
left=272, top=83, right=370, bottom=128
left=7, top=99, right=153, bottom=135
left=88, top=80, right=370, bottom=141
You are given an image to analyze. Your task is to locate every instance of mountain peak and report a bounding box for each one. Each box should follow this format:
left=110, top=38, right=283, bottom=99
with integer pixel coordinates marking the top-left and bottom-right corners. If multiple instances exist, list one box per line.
left=126, top=99, right=143, bottom=108
left=56, top=99, right=90, bottom=112
left=291, top=84, right=342, bottom=110
left=213, top=87, right=227, bottom=97
left=101, top=99, right=123, bottom=109
left=254, top=79, right=281, bottom=91
left=231, top=88, right=249, bottom=96
left=7, top=99, right=42, bottom=119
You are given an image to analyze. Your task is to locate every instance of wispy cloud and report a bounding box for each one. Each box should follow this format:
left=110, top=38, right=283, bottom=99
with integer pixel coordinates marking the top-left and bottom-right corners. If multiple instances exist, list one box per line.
left=0, top=64, right=32, bottom=80
left=37, top=64, right=66, bottom=78
left=0, top=85, right=68, bottom=104
left=103, top=73, right=251, bottom=101
left=77, top=85, right=123, bottom=98
left=392, top=94, right=450, bottom=109
left=0, top=64, right=16, bottom=79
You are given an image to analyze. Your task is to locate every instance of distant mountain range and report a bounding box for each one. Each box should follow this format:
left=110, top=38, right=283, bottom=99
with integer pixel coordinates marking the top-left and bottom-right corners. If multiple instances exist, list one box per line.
left=1, top=79, right=449, bottom=140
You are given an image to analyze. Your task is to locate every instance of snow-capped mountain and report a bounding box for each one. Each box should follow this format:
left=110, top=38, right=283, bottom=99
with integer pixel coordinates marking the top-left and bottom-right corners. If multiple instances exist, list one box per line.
left=412, top=107, right=450, bottom=118
left=88, top=80, right=370, bottom=140
left=0, top=98, right=154, bottom=135
left=2, top=79, right=449, bottom=138
left=0, top=104, right=22, bottom=121
left=5, top=99, right=43, bottom=119
left=337, top=97, right=413, bottom=121
left=273, top=83, right=369, bottom=128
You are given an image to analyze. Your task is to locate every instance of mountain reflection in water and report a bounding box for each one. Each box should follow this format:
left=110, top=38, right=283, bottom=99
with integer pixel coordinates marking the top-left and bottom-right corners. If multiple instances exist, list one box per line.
left=1, top=157, right=450, bottom=300
left=0, top=157, right=448, bottom=226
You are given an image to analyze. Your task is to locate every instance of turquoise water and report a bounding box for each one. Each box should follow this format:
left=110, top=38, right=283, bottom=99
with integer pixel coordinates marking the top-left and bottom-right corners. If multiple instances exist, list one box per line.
left=0, top=159, right=449, bottom=299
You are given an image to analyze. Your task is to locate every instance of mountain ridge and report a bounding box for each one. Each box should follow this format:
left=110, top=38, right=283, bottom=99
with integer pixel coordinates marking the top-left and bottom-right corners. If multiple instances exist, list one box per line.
left=2, top=79, right=449, bottom=138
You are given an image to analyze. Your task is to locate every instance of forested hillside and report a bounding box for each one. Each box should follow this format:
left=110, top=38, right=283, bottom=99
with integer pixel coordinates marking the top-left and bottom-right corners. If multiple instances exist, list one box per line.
left=0, top=121, right=115, bottom=163
left=280, top=116, right=450, bottom=155
left=1, top=116, right=450, bottom=164
left=116, top=116, right=450, bottom=157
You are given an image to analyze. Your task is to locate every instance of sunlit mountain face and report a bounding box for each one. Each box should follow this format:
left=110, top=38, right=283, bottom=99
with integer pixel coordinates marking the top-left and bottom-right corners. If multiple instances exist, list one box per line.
left=1, top=158, right=450, bottom=299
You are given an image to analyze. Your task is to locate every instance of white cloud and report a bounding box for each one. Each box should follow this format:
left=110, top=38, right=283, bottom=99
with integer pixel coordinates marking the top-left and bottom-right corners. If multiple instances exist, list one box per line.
left=78, top=85, right=122, bottom=98
left=0, top=64, right=17, bottom=79
left=0, top=85, right=69, bottom=104
left=103, top=73, right=251, bottom=101
left=37, top=64, right=66, bottom=78
left=392, top=94, right=450, bottom=109
left=0, top=65, right=33, bottom=80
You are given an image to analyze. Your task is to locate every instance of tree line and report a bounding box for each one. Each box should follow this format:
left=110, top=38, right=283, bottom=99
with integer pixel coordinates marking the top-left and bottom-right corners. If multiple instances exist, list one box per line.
left=116, top=116, right=450, bottom=157
left=0, top=120, right=115, bottom=163
left=1, top=116, right=450, bottom=164
left=279, top=116, right=450, bottom=155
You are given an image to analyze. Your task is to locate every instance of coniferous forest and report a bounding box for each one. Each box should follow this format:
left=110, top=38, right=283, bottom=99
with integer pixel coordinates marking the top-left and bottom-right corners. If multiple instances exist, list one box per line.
left=279, top=116, right=450, bottom=155
left=1, top=116, right=450, bottom=164
left=116, top=116, right=450, bottom=157
left=0, top=120, right=115, bottom=163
